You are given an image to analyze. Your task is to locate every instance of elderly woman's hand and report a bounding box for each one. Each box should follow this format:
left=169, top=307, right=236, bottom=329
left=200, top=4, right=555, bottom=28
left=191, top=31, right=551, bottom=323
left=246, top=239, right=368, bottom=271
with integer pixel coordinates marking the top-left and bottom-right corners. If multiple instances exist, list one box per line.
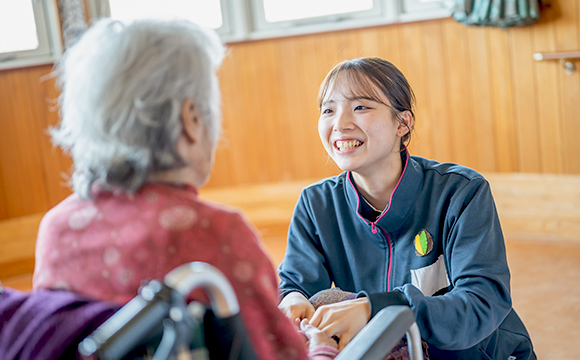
left=308, top=297, right=371, bottom=351
left=300, top=318, right=339, bottom=351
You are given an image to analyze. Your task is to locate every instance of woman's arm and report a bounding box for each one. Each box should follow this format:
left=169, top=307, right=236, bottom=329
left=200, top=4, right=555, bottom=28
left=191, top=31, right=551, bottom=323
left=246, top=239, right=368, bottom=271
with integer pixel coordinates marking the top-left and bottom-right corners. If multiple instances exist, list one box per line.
left=397, top=179, right=512, bottom=350
left=278, top=189, right=333, bottom=300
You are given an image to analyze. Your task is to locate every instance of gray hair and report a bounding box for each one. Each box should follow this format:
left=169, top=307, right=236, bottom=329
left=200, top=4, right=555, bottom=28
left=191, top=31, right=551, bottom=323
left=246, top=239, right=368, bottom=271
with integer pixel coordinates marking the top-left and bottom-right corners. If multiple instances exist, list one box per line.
left=51, top=18, right=225, bottom=199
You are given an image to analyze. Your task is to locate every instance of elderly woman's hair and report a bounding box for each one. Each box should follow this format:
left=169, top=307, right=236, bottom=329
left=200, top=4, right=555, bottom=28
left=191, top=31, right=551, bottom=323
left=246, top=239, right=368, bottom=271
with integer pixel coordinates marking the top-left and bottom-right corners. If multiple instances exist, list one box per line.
left=51, top=18, right=225, bottom=199
left=318, top=57, right=415, bottom=150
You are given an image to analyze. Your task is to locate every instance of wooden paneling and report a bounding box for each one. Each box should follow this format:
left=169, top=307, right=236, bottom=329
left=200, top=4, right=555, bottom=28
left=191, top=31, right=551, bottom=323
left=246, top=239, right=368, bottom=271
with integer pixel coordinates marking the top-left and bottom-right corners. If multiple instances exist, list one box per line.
left=442, top=20, right=475, bottom=168
left=1, top=2, right=580, bottom=220
left=488, top=26, right=518, bottom=172
left=0, top=213, right=43, bottom=279
left=558, top=0, right=580, bottom=174
left=423, top=21, right=453, bottom=163
left=533, top=6, right=563, bottom=173
left=0, top=65, right=72, bottom=219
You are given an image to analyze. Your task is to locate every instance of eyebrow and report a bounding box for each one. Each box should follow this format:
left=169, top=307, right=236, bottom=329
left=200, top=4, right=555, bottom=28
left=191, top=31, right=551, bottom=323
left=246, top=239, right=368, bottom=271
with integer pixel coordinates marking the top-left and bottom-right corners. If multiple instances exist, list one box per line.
left=346, top=95, right=381, bottom=103
left=321, top=95, right=380, bottom=107
left=321, top=99, right=335, bottom=107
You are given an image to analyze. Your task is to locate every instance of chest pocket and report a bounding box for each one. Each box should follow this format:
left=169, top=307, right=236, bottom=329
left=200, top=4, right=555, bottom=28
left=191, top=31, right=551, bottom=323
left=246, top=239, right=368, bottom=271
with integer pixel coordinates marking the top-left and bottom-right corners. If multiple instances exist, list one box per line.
left=410, top=254, right=450, bottom=296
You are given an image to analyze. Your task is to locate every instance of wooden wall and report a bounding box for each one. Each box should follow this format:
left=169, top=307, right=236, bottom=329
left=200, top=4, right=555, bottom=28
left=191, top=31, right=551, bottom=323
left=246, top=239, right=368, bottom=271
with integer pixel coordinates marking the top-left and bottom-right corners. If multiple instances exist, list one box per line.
left=210, top=1, right=580, bottom=189
left=1, top=1, right=579, bottom=221
left=0, top=66, right=72, bottom=220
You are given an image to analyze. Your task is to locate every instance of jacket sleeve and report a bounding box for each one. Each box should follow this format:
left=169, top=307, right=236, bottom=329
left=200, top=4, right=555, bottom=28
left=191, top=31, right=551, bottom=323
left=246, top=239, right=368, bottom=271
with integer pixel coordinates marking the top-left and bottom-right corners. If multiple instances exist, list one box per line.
left=278, top=189, right=333, bottom=299
left=396, top=178, right=512, bottom=350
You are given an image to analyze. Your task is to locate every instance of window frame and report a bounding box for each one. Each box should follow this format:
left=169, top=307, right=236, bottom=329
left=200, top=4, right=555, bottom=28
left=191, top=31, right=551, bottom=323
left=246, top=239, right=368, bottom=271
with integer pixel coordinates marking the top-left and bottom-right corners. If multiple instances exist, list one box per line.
left=85, top=0, right=451, bottom=44
left=247, top=0, right=389, bottom=39
left=400, top=0, right=451, bottom=22
left=87, top=0, right=238, bottom=39
left=0, top=0, right=63, bottom=71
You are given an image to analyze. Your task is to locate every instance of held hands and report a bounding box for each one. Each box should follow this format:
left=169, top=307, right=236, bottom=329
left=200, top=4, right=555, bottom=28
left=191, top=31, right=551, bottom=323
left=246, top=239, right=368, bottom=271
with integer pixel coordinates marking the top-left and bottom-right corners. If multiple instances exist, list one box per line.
left=278, top=291, right=315, bottom=321
left=279, top=291, right=371, bottom=351
left=309, top=297, right=371, bottom=351
left=300, top=318, right=339, bottom=351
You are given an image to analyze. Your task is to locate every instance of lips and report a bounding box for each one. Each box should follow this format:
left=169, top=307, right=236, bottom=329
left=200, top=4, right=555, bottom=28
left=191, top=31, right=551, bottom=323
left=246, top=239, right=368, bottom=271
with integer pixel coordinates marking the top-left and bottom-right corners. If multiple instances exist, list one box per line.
left=334, top=139, right=363, bottom=151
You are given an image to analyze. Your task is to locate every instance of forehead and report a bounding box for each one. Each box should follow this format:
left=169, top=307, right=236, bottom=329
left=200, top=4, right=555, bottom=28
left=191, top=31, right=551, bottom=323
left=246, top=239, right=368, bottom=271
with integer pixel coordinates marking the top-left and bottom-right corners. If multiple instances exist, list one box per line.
left=322, top=70, right=387, bottom=104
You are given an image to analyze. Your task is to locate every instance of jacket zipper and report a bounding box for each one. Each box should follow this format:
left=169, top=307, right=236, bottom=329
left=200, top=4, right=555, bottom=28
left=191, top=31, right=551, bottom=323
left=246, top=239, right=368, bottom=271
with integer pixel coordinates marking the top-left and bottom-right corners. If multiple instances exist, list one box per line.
left=367, top=220, right=392, bottom=291
left=378, top=225, right=393, bottom=291
left=347, top=172, right=397, bottom=292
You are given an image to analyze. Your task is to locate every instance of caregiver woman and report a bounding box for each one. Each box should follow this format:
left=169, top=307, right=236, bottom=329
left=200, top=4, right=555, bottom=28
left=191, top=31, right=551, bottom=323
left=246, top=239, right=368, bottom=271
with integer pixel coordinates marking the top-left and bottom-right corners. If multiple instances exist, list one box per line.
left=277, top=57, right=536, bottom=360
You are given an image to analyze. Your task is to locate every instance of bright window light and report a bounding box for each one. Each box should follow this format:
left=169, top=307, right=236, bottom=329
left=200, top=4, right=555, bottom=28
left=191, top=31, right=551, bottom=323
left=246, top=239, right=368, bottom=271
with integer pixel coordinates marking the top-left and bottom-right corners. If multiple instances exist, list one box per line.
left=262, top=0, right=374, bottom=23
left=108, top=0, right=223, bottom=29
left=0, top=1, right=39, bottom=53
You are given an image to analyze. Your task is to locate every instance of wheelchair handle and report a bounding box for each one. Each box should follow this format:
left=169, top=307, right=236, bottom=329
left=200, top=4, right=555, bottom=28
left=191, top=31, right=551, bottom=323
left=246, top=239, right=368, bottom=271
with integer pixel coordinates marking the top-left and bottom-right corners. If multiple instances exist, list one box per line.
left=164, top=262, right=240, bottom=318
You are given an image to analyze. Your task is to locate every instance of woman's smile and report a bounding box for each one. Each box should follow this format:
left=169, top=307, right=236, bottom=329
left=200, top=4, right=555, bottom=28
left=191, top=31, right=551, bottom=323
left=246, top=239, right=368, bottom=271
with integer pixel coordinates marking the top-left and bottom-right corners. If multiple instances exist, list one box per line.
left=334, top=139, right=364, bottom=152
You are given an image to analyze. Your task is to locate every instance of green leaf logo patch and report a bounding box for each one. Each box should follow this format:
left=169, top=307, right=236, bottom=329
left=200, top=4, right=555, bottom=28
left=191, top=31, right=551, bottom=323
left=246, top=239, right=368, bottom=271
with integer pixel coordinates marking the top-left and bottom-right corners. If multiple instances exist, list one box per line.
left=414, top=229, right=433, bottom=256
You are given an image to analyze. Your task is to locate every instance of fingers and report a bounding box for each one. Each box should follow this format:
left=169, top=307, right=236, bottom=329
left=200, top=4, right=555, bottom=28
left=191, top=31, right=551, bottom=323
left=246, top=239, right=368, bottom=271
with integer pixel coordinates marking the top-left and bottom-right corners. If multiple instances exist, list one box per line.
left=318, top=321, right=356, bottom=351
left=285, top=304, right=314, bottom=322
left=301, top=318, right=339, bottom=350
left=308, top=298, right=371, bottom=351
left=299, top=318, right=312, bottom=335
left=278, top=291, right=315, bottom=321
left=337, top=330, right=355, bottom=351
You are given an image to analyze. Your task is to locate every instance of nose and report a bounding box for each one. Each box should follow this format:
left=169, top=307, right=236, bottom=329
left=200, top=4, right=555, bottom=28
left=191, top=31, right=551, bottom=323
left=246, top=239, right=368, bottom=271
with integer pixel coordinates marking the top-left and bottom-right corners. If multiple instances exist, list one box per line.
left=333, top=109, right=355, bottom=132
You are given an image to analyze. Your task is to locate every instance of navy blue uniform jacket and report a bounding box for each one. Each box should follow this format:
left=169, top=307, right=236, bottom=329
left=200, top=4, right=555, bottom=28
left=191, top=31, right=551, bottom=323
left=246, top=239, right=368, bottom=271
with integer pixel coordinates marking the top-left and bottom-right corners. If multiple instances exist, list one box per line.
left=278, top=153, right=535, bottom=360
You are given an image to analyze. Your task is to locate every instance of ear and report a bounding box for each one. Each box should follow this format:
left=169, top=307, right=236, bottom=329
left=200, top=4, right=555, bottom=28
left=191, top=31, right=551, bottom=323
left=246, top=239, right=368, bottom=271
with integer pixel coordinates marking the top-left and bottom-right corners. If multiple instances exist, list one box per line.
left=396, top=111, right=414, bottom=138
left=181, top=98, right=200, bottom=143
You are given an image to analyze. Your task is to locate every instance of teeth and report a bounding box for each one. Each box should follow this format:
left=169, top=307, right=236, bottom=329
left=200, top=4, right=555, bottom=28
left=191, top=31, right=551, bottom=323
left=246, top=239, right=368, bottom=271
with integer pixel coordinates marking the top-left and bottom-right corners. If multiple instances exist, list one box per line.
left=336, top=140, right=362, bottom=151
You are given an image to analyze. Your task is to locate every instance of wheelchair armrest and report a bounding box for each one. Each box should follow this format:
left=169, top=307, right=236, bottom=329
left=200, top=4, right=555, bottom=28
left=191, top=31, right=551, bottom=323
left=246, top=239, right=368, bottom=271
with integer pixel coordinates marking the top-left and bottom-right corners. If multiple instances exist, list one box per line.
left=335, top=305, right=422, bottom=360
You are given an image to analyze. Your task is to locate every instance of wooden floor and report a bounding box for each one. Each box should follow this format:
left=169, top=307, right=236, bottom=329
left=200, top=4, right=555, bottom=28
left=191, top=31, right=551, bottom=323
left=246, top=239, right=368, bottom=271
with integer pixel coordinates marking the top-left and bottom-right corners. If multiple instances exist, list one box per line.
left=1, top=173, right=579, bottom=360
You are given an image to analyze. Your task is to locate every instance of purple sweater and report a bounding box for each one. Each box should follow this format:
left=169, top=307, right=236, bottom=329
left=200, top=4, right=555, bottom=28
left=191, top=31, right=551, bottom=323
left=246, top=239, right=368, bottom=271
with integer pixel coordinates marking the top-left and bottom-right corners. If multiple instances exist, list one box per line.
left=0, top=287, right=119, bottom=360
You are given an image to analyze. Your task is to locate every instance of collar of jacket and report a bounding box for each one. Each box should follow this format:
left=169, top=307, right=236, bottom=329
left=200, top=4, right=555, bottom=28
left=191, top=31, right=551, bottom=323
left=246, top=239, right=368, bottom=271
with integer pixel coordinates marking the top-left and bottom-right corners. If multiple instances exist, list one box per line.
left=344, top=149, right=423, bottom=233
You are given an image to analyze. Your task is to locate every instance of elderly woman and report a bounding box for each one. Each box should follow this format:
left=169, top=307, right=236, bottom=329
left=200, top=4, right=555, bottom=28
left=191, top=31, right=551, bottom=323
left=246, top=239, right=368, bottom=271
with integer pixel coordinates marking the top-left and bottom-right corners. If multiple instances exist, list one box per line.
left=32, top=18, right=337, bottom=360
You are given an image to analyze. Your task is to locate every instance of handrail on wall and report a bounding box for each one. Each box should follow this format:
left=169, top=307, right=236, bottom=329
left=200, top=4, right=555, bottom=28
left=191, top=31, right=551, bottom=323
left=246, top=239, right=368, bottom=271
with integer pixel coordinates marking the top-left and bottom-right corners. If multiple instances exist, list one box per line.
left=533, top=51, right=580, bottom=75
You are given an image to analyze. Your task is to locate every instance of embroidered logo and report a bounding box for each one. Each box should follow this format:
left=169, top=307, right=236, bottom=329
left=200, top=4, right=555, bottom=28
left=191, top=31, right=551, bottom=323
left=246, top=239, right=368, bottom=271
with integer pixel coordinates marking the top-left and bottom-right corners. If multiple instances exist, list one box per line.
left=414, top=229, right=433, bottom=256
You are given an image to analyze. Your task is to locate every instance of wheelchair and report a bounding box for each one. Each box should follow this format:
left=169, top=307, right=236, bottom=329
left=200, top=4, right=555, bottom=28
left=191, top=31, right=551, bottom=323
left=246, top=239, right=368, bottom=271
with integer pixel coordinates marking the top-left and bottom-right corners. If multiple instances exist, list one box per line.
left=78, top=262, right=424, bottom=360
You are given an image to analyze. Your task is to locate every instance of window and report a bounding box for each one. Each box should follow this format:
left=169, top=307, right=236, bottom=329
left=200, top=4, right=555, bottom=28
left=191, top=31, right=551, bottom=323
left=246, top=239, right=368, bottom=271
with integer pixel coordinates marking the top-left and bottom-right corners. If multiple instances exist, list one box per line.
left=247, top=0, right=398, bottom=39
left=107, top=0, right=222, bottom=29
left=262, top=0, right=374, bottom=23
left=400, top=0, right=451, bottom=21
left=87, top=0, right=236, bottom=39
left=86, top=0, right=450, bottom=43
left=0, top=0, right=63, bottom=71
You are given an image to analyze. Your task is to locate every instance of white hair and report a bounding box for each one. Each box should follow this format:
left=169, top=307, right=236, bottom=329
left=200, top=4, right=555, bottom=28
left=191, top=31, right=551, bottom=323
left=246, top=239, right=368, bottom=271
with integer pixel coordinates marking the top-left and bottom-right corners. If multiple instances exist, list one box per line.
left=51, top=18, right=225, bottom=199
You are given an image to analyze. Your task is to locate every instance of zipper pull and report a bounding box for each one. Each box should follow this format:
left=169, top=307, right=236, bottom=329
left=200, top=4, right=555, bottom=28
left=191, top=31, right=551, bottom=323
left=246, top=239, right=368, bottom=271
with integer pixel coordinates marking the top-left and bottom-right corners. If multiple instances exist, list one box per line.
left=371, top=222, right=377, bottom=234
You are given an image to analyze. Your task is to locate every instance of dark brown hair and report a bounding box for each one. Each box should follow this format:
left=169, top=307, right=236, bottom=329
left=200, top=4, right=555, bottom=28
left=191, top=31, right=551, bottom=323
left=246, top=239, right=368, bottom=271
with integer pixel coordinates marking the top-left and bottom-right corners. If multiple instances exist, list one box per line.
left=318, top=57, right=416, bottom=149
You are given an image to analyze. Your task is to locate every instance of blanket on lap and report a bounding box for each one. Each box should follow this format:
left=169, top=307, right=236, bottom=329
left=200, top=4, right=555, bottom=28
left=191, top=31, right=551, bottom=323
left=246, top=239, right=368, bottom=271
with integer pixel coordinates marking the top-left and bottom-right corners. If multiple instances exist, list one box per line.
left=0, top=286, right=120, bottom=360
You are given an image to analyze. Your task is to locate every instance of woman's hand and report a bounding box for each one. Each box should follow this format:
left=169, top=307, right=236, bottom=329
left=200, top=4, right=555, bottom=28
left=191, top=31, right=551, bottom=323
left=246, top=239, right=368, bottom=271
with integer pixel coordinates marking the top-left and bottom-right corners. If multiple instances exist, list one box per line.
left=300, top=318, right=339, bottom=351
left=278, top=291, right=315, bottom=321
left=308, top=297, right=371, bottom=351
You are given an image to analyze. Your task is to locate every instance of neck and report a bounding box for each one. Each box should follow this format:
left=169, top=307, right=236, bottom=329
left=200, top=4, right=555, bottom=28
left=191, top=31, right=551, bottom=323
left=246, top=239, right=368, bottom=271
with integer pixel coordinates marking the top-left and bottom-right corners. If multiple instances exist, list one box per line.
left=352, top=152, right=404, bottom=211
left=147, top=166, right=201, bottom=188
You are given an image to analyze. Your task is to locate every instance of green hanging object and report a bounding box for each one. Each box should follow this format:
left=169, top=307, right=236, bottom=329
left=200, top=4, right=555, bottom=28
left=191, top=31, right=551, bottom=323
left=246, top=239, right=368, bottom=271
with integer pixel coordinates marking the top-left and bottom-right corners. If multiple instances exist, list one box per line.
left=451, top=0, right=541, bottom=28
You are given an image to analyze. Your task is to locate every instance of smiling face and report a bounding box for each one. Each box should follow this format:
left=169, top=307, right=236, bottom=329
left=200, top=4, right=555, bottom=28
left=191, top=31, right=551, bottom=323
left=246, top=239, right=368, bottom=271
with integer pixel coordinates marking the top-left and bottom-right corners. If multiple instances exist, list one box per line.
left=318, top=73, right=408, bottom=178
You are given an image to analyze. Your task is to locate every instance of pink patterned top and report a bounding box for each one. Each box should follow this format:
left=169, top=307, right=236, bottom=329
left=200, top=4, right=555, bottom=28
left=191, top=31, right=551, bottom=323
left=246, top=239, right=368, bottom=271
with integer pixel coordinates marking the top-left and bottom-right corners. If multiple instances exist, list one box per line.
left=32, top=183, right=335, bottom=360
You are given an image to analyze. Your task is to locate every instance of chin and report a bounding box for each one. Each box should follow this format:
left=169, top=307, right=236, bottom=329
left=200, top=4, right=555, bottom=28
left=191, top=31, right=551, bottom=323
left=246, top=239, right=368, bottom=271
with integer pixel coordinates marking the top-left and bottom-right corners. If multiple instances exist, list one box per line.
left=333, top=162, right=357, bottom=172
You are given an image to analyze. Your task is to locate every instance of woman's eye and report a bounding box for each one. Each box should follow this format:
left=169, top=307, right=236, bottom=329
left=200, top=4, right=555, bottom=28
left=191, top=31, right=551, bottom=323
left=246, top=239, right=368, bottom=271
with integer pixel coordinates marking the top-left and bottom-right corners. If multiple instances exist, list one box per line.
left=322, top=109, right=334, bottom=114
left=354, top=105, right=369, bottom=111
